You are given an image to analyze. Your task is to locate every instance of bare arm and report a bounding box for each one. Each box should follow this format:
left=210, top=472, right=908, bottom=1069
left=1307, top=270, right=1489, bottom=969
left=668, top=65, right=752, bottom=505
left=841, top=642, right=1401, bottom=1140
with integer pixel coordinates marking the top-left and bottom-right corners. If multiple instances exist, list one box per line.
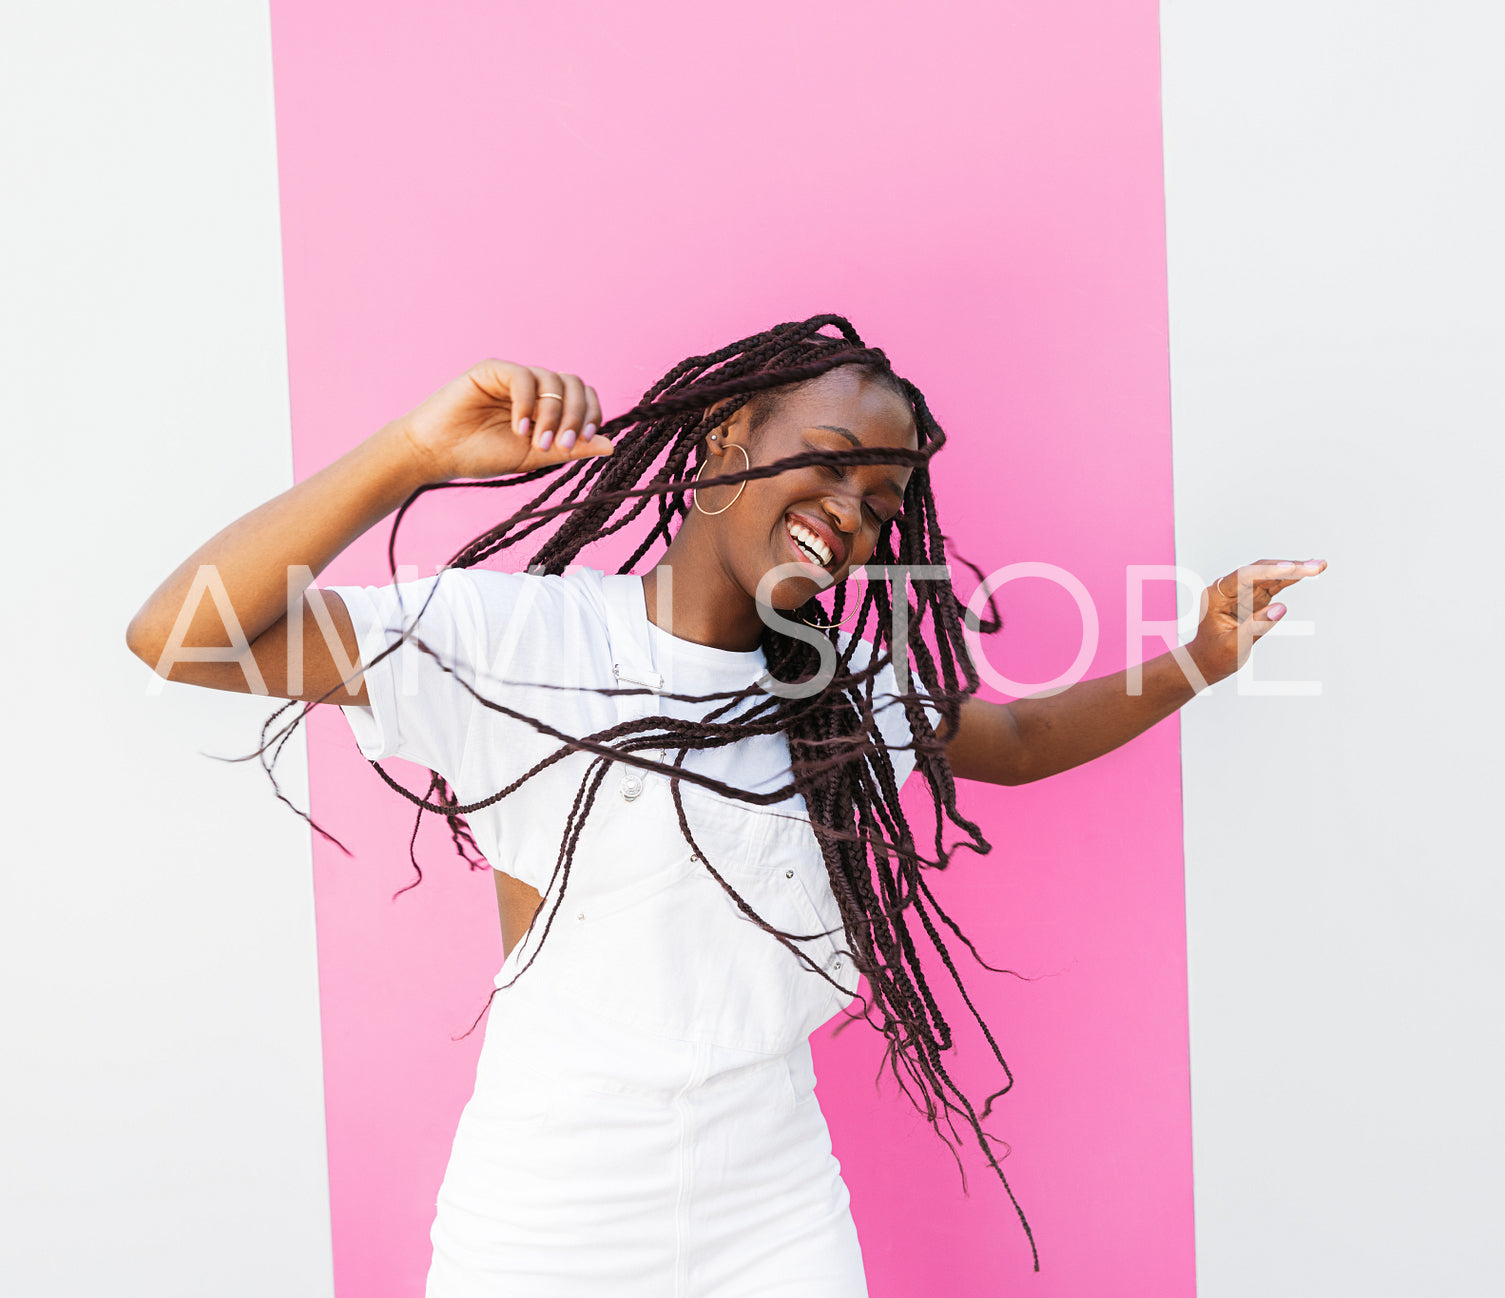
left=125, top=360, right=611, bottom=702
left=125, top=425, right=432, bottom=702
left=940, top=650, right=1208, bottom=785
left=941, top=559, right=1327, bottom=785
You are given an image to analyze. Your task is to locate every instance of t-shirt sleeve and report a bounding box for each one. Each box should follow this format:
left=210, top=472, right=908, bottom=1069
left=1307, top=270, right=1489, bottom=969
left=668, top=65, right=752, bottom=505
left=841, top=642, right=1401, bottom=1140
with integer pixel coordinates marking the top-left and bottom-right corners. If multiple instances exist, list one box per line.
left=324, top=569, right=491, bottom=779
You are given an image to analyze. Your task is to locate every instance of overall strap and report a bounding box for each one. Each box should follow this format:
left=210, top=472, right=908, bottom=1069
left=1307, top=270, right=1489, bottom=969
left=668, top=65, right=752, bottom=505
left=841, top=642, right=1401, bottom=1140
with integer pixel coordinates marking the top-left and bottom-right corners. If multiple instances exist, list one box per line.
left=599, top=574, right=663, bottom=715
left=599, top=574, right=666, bottom=801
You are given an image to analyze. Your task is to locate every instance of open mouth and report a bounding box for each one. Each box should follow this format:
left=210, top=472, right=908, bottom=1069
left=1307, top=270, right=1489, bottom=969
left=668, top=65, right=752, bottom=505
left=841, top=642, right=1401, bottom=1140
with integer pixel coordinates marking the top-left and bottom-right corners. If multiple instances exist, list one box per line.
left=784, top=516, right=834, bottom=569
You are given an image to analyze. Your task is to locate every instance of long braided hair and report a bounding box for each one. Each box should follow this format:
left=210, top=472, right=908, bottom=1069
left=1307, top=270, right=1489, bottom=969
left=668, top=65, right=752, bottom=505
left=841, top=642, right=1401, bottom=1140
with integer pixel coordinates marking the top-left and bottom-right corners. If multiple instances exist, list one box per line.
left=265, top=314, right=1036, bottom=1267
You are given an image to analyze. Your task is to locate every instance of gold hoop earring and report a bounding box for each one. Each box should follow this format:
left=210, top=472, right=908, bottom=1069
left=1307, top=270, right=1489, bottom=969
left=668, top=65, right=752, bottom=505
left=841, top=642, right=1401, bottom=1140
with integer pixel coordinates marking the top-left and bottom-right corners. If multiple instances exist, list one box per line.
left=800, top=586, right=865, bottom=631
left=800, top=610, right=853, bottom=631
left=691, top=442, right=749, bottom=516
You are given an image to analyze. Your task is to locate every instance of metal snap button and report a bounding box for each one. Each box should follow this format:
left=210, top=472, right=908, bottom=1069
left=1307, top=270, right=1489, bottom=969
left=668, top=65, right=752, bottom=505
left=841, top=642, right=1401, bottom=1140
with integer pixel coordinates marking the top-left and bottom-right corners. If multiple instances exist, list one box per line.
left=620, top=775, right=643, bottom=801
left=785, top=870, right=794, bottom=879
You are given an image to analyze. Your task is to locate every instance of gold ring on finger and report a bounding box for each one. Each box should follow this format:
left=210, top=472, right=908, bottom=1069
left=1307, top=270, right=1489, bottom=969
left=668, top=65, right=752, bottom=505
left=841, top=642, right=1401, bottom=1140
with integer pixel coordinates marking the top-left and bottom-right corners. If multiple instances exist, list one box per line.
left=536, top=392, right=564, bottom=402
left=1216, top=575, right=1238, bottom=600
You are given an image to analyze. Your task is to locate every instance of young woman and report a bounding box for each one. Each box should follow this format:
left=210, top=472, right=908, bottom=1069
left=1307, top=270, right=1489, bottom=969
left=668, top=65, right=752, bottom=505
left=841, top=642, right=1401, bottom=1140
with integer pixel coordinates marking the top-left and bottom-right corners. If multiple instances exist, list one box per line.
left=127, top=316, right=1324, bottom=1296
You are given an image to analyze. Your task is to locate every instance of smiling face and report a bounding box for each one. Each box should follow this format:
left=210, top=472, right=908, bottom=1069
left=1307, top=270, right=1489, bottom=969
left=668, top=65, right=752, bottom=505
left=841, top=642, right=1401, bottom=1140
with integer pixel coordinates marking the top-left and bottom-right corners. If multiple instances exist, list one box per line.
left=692, top=365, right=919, bottom=610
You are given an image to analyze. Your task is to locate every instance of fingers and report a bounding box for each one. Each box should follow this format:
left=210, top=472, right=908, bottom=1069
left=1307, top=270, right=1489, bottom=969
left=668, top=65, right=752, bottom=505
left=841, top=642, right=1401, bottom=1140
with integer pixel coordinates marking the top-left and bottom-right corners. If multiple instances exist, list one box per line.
left=582, top=383, right=603, bottom=443
left=487, top=365, right=598, bottom=457
left=518, top=367, right=560, bottom=449
left=520, top=423, right=615, bottom=469
left=519, top=368, right=601, bottom=452
left=555, top=373, right=591, bottom=450
left=1216, top=558, right=1326, bottom=605
left=466, top=359, right=537, bottom=439
left=1250, top=602, right=1288, bottom=633
left=518, top=369, right=611, bottom=466
left=461, top=358, right=613, bottom=465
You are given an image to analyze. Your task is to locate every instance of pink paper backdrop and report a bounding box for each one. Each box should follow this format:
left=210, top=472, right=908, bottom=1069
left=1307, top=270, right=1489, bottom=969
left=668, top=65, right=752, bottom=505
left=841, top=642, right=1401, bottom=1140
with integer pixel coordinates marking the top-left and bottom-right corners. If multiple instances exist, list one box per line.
left=269, top=1, right=1189, bottom=1293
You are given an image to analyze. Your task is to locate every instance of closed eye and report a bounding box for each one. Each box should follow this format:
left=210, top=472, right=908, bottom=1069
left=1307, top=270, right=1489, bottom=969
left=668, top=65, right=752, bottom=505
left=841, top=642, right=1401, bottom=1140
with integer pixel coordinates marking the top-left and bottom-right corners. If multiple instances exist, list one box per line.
left=811, top=448, right=899, bottom=527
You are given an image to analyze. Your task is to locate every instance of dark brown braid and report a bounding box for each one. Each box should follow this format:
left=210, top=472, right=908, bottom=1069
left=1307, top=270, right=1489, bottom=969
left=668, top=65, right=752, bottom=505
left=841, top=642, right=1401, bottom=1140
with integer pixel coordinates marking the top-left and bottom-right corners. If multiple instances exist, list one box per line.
left=263, top=314, right=1038, bottom=1268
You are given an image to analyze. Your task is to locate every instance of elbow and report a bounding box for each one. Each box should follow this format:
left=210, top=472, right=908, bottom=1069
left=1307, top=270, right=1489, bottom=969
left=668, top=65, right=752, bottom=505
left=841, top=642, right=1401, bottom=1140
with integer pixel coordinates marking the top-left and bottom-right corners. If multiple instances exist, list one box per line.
left=977, top=754, right=1036, bottom=787
left=125, top=610, right=168, bottom=675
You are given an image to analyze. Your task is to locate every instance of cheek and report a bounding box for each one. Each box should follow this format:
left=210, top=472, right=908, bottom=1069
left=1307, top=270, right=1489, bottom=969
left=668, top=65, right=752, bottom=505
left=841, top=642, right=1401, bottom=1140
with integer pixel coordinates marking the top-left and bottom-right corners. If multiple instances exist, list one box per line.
left=746, top=473, right=809, bottom=523
left=741, top=483, right=782, bottom=534
left=852, top=522, right=896, bottom=567
left=725, top=486, right=790, bottom=559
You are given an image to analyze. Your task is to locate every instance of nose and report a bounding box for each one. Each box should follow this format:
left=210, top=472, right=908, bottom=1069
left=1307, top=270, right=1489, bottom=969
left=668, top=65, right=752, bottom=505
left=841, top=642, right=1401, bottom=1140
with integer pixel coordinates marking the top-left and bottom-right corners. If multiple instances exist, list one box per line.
left=820, top=490, right=860, bottom=536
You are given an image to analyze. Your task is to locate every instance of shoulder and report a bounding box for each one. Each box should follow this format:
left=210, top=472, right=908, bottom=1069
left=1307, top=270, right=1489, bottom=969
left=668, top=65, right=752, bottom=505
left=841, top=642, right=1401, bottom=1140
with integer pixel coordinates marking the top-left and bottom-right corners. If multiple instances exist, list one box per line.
left=441, top=567, right=614, bottom=687
left=445, top=564, right=605, bottom=601
left=833, top=632, right=916, bottom=697
left=832, top=632, right=945, bottom=739
left=445, top=565, right=609, bottom=630
left=833, top=629, right=876, bottom=665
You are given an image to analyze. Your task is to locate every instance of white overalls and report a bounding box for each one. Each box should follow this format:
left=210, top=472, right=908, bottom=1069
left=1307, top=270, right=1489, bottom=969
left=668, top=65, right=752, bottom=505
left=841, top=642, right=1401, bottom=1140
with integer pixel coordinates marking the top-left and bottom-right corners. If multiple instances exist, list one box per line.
left=424, top=574, right=870, bottom=1297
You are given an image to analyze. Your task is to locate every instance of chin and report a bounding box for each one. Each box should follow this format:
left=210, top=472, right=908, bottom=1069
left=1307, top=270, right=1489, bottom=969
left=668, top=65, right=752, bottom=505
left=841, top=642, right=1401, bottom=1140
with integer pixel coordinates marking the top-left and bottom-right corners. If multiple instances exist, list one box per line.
left=748, top=567, right=823, bottom=613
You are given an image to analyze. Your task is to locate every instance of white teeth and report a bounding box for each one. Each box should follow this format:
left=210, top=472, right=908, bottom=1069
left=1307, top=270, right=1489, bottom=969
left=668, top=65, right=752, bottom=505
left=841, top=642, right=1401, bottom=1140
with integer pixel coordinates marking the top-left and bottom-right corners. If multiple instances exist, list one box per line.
left=786, top=519, right=832, bottom=566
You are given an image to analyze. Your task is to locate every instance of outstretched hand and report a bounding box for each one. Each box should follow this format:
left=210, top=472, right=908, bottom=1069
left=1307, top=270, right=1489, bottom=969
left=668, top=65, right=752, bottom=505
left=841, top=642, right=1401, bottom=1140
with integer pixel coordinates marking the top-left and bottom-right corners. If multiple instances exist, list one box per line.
left=1188, top=558, right=1328, bottom=685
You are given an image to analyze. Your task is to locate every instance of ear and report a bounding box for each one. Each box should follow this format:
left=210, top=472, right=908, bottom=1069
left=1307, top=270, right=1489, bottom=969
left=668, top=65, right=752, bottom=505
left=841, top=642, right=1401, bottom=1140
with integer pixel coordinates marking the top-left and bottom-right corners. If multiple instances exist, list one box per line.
left=698, top=430, right=754, bottom=477
left=701, top=398, right=743, bottom=455
left=698, top=396, right=763, bottom=470
left=704, top=397, right=736, bottom=432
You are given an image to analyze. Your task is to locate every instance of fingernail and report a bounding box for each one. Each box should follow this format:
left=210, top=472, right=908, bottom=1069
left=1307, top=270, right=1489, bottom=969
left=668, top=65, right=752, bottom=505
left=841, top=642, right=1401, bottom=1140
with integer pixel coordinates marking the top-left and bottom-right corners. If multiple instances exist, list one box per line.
left=537, top=428, right=553, bottom=451
left=518, top=417, right=531, bottom=437
left=582, top=423, right=597, bottom=442
left=558, top=428, right=576, bottom=450
left=1269, top=603, right=1287, bottom=619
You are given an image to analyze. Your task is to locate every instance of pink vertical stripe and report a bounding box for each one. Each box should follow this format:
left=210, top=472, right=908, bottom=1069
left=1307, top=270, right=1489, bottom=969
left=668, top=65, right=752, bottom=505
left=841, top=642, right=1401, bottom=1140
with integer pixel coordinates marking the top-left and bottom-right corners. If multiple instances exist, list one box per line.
left=270, top=2, right=1188, bottom=1293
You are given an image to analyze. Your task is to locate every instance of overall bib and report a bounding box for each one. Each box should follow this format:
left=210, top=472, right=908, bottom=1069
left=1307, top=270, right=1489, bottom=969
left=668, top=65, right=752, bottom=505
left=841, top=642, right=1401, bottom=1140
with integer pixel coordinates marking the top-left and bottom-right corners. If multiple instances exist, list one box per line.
left=425, top=575, right=869, bottom=1298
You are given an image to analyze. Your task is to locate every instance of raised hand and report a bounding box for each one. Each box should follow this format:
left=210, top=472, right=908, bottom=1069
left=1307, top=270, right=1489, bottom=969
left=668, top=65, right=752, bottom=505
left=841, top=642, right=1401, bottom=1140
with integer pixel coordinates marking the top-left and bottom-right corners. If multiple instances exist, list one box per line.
left=395, top=359, right=613, bottom=484
left=1189, top=558, right=1328, bottom=684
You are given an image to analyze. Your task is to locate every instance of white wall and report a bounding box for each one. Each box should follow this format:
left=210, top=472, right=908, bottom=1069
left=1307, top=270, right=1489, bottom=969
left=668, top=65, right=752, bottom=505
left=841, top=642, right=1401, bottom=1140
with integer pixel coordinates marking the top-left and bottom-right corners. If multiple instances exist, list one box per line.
left=0, top=4, right=333, bottom=1295
left=1162, top=3, right=1504, bottom=1295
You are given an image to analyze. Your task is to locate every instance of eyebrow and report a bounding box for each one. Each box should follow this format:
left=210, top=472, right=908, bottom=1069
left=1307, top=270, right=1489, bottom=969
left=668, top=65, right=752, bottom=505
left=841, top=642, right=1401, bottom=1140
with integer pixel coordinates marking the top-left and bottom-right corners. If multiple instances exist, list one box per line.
left=810, top=426, right=906, bottom=498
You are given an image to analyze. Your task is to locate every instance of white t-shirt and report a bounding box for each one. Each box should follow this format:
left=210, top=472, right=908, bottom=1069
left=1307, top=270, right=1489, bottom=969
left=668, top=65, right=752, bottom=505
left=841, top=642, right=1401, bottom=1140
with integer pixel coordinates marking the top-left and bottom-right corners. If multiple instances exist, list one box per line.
left=329, top=566, right=932, bottom=893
